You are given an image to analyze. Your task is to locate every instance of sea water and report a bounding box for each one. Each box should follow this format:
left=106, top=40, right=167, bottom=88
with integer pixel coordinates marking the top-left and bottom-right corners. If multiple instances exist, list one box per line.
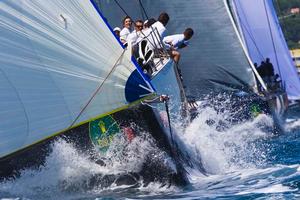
left=0, top=103, right=300, bottom=199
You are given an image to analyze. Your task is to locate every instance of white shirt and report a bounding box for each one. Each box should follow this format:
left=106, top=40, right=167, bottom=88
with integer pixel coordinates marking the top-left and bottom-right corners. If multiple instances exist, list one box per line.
left=120, top=27, right=131, bottom=41
left=151, top=21, right=166, bottom=37
left=141, top=21, right=166, bottom=49
left=163, top=34, right=189, bottom=50
left=127, top=30, right=143, bottom=46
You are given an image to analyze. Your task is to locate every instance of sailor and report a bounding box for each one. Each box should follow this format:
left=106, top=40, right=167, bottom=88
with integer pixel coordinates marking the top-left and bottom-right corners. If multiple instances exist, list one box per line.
left=152, top=12, right=169, bottom=37
left=270, top=74, right=282, bottom=91
left=143, top=18, right=156, bottom=29
left=113, top=27, right=121, bottom=38
left=265, top=58, right=275, bottom=77
left=262, top=58, right=275, bottom=89
left=120, top=15, right=132, bottom=43
left=127, top=19, right=144, bottom=46
left=258, top=61, right=267, bottom=78
left=163, top=28, right=194, bottom=64
left=141, top=12, right=170, bottom=49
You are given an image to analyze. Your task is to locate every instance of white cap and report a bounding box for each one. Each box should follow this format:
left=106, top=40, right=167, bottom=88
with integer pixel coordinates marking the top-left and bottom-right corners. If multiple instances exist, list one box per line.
left=113, top=27, right=121, bottom=32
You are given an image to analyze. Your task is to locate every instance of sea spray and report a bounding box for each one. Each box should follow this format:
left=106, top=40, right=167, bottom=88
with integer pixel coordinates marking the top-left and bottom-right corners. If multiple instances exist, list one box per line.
left=0, top=129, right=179, bottom=199
left=177, top=100, right=274, bottom=174
left=102, top=127, right=174, bottom=173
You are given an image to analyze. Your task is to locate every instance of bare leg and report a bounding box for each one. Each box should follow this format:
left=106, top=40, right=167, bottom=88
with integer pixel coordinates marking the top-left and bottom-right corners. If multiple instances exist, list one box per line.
left=172, top=50, right=181, bottom=64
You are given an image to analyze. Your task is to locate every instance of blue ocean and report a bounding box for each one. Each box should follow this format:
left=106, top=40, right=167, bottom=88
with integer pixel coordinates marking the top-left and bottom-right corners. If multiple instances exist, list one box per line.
left=0, top=103, right=300, bottom=200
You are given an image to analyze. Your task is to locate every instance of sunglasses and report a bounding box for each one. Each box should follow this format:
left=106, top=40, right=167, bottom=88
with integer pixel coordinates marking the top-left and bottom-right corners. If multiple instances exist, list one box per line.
left=135, top=25, right=143, bottom=28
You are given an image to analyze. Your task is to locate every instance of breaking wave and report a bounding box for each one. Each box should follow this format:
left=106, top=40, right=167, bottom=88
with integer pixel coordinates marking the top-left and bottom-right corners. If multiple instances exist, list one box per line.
left=181, top=103, right=274, bottom=174
left=173, top=97, right=300, bottom=198
left=1, top=95, right=300, bottom=199
left=0, top=131, right=177, bottom=199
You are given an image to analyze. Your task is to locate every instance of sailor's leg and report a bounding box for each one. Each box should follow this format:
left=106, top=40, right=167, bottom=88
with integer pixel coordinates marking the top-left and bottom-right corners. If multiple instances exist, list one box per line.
left=171, top=50, right=181, bottom=64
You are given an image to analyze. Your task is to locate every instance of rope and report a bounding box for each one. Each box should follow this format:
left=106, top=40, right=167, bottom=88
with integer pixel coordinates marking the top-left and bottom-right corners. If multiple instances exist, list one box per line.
left=113, top=0, right=130, bottom=17
left=263, top=0, right=283, bottom=79
left=164, top=100, right=175, bottom=147
left=142, top=95, right=176, bottom=151
left=68, top=49, right=126, bottom=129
left=141, top=96, right=161, bottom=109
left=137, top=0, right=147, bottom=21
left=138, top=0, right=149, bottom=20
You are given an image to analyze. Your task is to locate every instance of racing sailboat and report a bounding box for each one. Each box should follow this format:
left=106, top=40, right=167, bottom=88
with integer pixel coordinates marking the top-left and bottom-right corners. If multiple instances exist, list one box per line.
left=231, top=0, right=300, bottom=101
left=0, top=0, right=192, bottom=187
left=98, top=0, right=295, bottom=128
left=229, top=0, right=300, bottom=124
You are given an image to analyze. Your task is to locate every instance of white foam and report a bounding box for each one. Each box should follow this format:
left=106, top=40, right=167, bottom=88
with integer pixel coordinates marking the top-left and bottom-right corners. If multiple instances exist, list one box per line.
left=285, top=118, right=300, bottom=132
left=0, top=139, right=108, bottom=197
left=238, top=184, right=295, bottom=195
left=104, top=131, right=158, bottom=173
left=137, top=182, right=178, bottom=194
left=0, top=129, right=179, bottom=199
left=176, top=104, right=273, bottom=175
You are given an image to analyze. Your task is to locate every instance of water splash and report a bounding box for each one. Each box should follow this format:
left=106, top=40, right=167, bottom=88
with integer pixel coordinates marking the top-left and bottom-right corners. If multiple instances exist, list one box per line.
left=1, top=94, right=300, bottom=199
left=0, top=130, right=177, bottom=199
left=178, top=99, right=274, bottom=174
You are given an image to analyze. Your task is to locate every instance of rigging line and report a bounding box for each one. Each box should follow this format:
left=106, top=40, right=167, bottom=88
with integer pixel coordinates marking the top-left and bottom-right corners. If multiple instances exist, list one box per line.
left=163, top=98, right=182, bottom=164
left=235, top=1, right=264, bottom=60
left=113, top=0, right=130, bottom=17
left=138, top=0, right=149, bottom=20
left=68, top=48, right=127, bottom=129
left=263, top=0, right=282, bottom=79
left=138, top=1, right=146, bottom=21
left=140, top=30, right=156, bottom=49
left=164, top=100, right=175, bottom=148
left=165, top=101, right=176, bottom=162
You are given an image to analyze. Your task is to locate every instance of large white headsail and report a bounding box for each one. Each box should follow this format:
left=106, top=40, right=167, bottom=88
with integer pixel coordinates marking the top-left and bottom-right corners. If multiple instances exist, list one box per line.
left=232, top=0, right=300, bottom=100
left=0, top=0, right=154, bottom=158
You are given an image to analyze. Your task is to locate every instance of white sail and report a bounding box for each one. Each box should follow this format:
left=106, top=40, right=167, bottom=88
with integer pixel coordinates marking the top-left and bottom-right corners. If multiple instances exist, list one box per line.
left=232, top=0, right=300, bottom=100
left=0, top=0, right=154, bottom=158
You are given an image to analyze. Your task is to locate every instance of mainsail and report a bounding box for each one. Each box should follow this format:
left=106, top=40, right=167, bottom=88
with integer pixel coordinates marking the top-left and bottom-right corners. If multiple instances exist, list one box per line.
left=231, top=0, right=300, bottom=100
left=0, top=0, right=154, bottom=158
left=97, top=0, right=258, bottom=97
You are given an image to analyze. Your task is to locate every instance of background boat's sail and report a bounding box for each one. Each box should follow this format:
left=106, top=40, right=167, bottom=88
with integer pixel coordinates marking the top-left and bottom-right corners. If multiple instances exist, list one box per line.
left=0, top=0, right=153, bottom=158
left=231, top=0, right=300, bottom=100
left=96, top=0, right=258, bottom=97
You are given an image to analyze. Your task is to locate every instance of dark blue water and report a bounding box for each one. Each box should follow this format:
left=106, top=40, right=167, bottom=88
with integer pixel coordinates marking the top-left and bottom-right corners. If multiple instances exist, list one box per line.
left=1, top=105, right=300, bottom=200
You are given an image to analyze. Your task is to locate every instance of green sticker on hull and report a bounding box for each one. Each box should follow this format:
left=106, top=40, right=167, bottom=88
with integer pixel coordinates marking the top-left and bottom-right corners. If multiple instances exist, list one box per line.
left=89, top=115, right=120, bottom=152
left=250, top=103, right=262, bottom=117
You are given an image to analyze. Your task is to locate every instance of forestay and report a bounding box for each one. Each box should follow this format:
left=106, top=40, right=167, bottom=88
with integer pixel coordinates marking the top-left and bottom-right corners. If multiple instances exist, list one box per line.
left=232, top=0, right=300, bottom=100
left=0, top=0, right=153, bottom=158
